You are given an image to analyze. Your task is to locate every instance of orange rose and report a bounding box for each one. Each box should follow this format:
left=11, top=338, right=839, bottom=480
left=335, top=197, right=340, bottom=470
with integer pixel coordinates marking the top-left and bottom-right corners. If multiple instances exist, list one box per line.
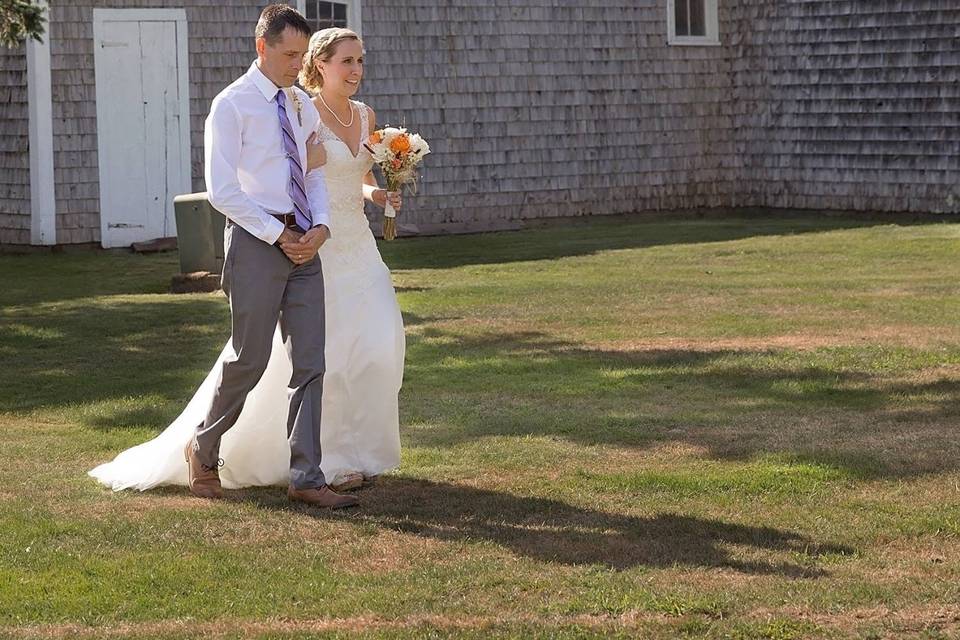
left=369, top=130, right=383, bottom=144
left=390, top=133, right=411, bottom=154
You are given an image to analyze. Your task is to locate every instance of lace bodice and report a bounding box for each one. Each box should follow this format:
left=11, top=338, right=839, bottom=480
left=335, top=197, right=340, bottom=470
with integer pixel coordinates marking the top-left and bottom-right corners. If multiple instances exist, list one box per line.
left=310, top=100, right=372, bottom=232
left=304, top=100, right=386, bottom=296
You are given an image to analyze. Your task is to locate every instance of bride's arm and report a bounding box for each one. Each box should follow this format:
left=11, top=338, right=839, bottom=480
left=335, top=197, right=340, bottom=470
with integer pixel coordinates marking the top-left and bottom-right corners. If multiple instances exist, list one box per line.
left=302, top=98, right=331, bottom=231
left=306, top=97, right=326, bottom=172
left=362, top=106, right=402, bottom=212
left=305, top=162, right=331, bottom=232
left=306, top=131, right=326, bottom=172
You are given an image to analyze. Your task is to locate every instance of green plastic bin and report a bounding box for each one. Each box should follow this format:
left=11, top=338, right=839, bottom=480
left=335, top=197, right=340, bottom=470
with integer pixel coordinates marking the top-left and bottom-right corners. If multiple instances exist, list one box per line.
left=173, top=192, right=226, bottom=274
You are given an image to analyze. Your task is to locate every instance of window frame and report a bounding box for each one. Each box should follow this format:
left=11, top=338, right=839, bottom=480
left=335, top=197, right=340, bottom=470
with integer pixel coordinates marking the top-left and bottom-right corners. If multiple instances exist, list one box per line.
left=667, top=0, right=720, bottom=47
left=296, top=0, right=362, bottom=37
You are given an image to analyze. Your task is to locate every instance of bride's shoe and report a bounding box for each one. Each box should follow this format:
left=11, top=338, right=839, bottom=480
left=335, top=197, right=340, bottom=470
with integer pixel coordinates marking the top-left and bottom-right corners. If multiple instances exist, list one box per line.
left=330, top=472, right=364, bottom=492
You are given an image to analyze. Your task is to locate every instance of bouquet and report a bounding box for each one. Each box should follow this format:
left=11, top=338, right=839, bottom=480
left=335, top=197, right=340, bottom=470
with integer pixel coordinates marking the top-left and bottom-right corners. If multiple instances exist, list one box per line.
left=364, top=127, right=430, bottom=240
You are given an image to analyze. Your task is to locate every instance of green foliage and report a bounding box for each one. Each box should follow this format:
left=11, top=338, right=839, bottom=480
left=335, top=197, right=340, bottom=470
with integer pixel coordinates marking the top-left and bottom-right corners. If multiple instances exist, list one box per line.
left=1, top=0, right=46, bottom=48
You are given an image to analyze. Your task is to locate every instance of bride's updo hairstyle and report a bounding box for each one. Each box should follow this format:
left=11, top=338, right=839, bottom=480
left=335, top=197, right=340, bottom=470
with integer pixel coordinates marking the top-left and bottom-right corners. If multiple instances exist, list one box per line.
left=299, top=27, right=363, bottom=95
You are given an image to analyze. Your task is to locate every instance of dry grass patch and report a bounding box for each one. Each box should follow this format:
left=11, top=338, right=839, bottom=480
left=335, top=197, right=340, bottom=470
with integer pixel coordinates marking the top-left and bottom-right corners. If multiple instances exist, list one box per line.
left=2, top=612, right=682, bottom=640
left=758, top=604, right=960, bottom=637
left=600, top=327, right=960, bottom=352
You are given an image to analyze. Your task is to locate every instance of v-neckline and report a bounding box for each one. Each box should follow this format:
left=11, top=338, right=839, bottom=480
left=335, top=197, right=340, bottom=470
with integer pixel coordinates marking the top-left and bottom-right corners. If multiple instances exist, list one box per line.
left=318, top=106, right=362, bottom=159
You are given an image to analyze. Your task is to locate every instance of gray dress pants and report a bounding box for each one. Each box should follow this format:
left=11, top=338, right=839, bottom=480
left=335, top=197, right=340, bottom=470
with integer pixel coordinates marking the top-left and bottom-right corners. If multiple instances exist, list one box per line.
left=192, top=222, right=327, bottom=489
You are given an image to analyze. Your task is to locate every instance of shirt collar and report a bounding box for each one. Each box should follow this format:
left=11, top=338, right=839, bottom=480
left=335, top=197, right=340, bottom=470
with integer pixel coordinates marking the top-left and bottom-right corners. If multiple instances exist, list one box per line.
left=247, top=61, right=282, bottom=102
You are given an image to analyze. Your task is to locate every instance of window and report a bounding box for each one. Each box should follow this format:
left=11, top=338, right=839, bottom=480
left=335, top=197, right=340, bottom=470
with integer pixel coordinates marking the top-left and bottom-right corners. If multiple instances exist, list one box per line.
left=298, top=0, right=361, bottom=35
left=667, top=0, right=719, bottom=46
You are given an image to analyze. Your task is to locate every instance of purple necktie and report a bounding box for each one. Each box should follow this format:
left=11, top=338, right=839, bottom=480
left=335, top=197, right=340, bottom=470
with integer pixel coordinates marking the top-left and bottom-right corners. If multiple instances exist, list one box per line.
left=275, top=90, right=312, bottom=231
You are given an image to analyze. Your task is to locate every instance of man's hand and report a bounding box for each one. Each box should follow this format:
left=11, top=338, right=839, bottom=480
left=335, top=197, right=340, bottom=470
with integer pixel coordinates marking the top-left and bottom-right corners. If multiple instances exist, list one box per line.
left=276, top=227, right=302, bottom=246
left=299, top=224, right=330, bottom=254
left=306, top=132, right=326, bottom=172
left=277, top=228, right=306, bottom=264
left=279, top=224, right=329, bottom=265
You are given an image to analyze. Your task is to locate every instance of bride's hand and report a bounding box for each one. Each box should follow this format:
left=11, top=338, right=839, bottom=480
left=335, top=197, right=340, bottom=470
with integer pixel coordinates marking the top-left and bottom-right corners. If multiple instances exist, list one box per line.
left=375, top=189, right=402, bottom=211
left=306, top=132, right=326, bottom=172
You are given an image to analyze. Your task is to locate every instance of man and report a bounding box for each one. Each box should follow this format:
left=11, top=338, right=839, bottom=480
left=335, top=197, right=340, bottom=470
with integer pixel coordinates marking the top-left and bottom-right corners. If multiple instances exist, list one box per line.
left=186, top=4, right=357, bottom=508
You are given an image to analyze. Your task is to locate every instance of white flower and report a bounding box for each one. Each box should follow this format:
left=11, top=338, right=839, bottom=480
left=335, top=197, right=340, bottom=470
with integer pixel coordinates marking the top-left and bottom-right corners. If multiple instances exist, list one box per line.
left=372, top=148, right=392, bottom=164
left=380, top=126, right=405, bottom=143
left=408, top=133, right=431, bottom=156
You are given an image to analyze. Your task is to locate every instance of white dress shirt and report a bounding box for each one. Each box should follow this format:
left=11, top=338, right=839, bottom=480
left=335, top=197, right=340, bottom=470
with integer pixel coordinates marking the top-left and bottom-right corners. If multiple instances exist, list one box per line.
left=204, top=61, right=330, bottom=245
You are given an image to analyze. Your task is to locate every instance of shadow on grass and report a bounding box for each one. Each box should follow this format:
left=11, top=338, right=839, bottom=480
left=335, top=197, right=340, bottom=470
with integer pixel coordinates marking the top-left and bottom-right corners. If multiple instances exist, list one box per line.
left=402, top=330, right=960, bottom=478
left=0, top=296, right=229, bottom=419
left=4, top=217, right=957, bottom=479
left=4, top=302, right=958, bottom=480
left=241, top=476, right=852, bottom=575
left=0, top=251, right=178, bottom=306
left=377, top=213, right=918, bottom=271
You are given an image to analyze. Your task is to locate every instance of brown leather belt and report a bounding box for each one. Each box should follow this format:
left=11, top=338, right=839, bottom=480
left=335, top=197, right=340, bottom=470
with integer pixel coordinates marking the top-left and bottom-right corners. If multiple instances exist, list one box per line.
left=271, top=212, right=305, bottom=233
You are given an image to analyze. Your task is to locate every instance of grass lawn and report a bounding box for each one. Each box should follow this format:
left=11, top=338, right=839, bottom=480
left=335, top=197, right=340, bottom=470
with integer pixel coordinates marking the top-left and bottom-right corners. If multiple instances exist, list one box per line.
left=1, top=213, right=959, bottom=639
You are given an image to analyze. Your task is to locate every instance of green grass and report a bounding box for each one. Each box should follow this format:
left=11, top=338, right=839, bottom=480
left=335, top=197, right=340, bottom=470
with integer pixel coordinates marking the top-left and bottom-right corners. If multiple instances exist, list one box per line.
left=2, top=213, right=960, bottom=639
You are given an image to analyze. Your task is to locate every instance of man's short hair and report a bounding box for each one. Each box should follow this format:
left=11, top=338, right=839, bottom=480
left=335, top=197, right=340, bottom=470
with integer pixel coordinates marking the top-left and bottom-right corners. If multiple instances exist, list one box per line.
left=255, top=4, right=311, bottom=45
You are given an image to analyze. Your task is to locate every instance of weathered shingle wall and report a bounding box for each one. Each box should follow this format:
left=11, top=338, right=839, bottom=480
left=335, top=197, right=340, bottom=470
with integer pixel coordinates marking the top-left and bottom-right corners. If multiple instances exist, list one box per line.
left=13, top=0, right=957, bottom=247
left=47, top=0, right=260, bottom=244
left=359, top=1, right=737, bottom=227
left=728, top=0, right=960, bottom=213
left=0, top=45, right=30, bottom=245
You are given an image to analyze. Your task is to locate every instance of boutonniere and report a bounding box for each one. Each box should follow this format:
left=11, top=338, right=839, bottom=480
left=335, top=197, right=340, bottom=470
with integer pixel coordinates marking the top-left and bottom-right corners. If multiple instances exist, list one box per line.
left=286, top=88, right=303, bottom=127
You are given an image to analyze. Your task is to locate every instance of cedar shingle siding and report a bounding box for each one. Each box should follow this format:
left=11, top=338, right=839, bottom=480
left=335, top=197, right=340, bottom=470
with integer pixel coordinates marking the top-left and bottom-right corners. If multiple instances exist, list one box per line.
left=1, top=0, right=958, bottom=246
left=0, top=45, right=30, bottom=245
left=728, top=1, right=960, bottom=213
left=360, top=2, right=737, bottom=226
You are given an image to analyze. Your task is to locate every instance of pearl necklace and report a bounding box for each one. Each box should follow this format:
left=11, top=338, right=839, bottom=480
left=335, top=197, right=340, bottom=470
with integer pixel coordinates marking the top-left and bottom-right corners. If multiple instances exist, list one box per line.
left=318, top=93, right=354, bottom=128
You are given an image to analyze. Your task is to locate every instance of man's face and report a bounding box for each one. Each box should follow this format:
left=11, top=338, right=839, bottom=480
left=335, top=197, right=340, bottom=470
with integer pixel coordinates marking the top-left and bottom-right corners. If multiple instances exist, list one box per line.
left=256, top=26, right=309, bottom=88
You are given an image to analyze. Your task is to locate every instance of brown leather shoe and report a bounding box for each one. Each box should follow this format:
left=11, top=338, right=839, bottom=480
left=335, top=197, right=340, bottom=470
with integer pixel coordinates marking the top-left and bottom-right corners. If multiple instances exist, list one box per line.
left=288, top=485, right=359, bottom=509
left=184, top=441, right=223, bottom=499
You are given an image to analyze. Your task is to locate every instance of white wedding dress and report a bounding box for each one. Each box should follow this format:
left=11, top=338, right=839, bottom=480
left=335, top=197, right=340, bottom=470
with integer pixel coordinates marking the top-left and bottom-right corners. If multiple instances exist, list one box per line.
left=90, top=101, right=404, bottom=490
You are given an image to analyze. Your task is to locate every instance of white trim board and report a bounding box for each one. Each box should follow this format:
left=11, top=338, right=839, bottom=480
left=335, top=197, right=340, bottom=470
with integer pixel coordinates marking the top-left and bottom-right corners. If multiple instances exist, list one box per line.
left=26, top=0, right=55, bottom=245
left=94, top=8, right=189, bottom=22
left=348, top=0, right=362, bottom=36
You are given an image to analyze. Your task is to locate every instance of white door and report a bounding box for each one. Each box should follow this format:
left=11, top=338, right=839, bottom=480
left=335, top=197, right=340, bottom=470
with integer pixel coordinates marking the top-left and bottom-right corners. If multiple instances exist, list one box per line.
left=93, top=9, right=190, bottom=248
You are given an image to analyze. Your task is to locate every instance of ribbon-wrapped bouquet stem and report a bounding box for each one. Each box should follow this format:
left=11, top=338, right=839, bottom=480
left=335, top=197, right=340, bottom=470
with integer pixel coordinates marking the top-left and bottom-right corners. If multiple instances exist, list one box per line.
left=364, top=127, right=430, bottom=240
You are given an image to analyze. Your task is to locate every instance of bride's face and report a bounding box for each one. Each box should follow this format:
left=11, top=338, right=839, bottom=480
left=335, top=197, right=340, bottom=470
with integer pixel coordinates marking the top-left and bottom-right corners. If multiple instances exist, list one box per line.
left=319, top=39, right=364, bottom=98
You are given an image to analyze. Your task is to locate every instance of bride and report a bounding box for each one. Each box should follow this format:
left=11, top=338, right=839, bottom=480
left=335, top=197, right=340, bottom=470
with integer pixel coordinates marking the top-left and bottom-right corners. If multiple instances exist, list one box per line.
left=90, top=27, right=404, bottom=492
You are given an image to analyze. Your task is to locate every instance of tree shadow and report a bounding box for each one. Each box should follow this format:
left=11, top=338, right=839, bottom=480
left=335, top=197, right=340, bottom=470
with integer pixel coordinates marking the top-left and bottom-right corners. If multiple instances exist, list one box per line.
left=400, top=312, right=462, bottom=328
left=0, top=295, right=229, bottom=422
left=402, top=330, right=960, bottom=478
left=7, top=293, right=955, bottom=481
left=0, top=251, right=178, bottom=306
left=5, top=217, right=957, bottom=477
left=240, top=476, right=853, bottom=575
left=377, top=213, right=933, bottom=271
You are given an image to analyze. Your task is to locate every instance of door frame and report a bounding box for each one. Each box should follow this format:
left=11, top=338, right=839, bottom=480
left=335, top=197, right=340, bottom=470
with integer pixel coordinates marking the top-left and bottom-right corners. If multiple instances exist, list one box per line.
left=92, top=8, right=191, bottom=246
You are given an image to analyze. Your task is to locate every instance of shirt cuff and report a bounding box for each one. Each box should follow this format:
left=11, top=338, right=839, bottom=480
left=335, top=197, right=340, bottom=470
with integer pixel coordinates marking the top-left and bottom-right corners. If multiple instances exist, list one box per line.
left=263, top=217, right=286, bottom=245
left=312, top=221, right=331, bottom=238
